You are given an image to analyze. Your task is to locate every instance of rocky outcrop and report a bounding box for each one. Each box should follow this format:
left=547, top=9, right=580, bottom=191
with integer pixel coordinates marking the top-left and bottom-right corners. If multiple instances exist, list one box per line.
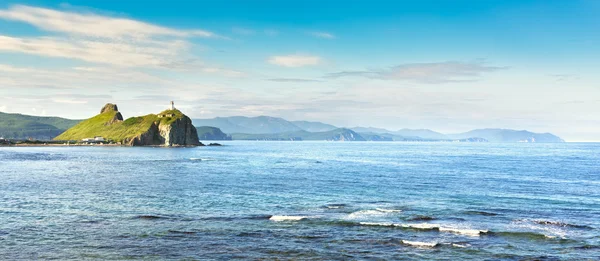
left=57, top=103, right=202, bottom=146
left=158, top=115, right=201, bottom=146
left=122, top=110, right=201, bottom=146
left=101, top=103, right=119, bottom=113
left=100, top=103, right=123, bottom=126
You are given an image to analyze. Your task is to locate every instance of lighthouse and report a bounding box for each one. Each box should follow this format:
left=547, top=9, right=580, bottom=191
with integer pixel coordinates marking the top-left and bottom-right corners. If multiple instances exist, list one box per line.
left=170, top=101, right=175, bottom=110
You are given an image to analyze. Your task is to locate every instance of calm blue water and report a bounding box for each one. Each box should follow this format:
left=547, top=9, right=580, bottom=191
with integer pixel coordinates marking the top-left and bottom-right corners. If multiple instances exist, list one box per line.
left=1, top=142, right=599, bottom=260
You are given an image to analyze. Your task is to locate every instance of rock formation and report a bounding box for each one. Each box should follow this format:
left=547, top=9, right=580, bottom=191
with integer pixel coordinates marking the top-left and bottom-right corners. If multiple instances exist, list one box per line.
left=55, top=103, right=201, bottom=146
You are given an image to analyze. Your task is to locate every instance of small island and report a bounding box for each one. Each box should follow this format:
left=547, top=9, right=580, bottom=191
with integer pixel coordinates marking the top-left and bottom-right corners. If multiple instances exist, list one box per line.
left=54, top=102, right=201, bottom=146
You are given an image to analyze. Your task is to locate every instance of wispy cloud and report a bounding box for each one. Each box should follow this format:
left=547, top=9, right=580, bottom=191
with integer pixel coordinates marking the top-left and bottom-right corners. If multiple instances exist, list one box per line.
left=268, top=55, right=322, bottom=67
left=309, top=31, right=335, bottom=39
left=267, top=78, right=323, bottom=83
left=0, top=5, right=216, bottom=39
left=0, top=5, right=224, bottom=69
left=326, top=61, right=505, bottom=83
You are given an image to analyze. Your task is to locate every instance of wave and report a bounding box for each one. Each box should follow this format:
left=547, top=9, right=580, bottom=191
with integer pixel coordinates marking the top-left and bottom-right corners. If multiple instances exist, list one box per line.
left=359, top=222, right=396, bottom=227
left=269, top=215, right=309, bottom=222
left=375, top=208, right=402, bottom=213
left=359, top=222, right=488, bottom=236
left=439, top=227, right=488, bottom=237
left=346, top=209, right=402, bottom=219
left=464, top=210, right=499, bottom=216
left=531, top=219, right=593, bottom=229
left=323, top=203, right=347, bottom=209
left=401, top=240, right=438, bottom=248
left=135, top=215, right=166, bottom=220
left=488, top=231, right=565, bottom=240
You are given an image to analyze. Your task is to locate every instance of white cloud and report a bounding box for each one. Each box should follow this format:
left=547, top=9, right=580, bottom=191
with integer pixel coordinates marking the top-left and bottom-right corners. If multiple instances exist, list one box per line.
left=0, top=35, right=189, bottom=67
left=310, top=31, right=335, bottom=39
left=0, top=5, right=230, bottom=69
left=326, top=61, right=505, bottom=83
left=268, top=55, right=322, bottom=67
left=0, top=5, right=216, bottom=39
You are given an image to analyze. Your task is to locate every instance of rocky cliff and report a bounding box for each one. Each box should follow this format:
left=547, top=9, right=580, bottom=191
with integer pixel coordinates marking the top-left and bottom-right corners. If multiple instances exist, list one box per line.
left=55, top=104, right=201, bottom=146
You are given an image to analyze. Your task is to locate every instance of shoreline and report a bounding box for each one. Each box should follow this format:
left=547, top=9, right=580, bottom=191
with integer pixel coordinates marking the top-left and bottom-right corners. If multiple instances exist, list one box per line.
left=0, top=143, right=219, bottom=147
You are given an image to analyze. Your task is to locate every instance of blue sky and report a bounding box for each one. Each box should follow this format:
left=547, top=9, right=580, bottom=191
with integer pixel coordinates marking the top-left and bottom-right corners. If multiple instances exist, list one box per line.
left=0, top=0, right=599, bottom=141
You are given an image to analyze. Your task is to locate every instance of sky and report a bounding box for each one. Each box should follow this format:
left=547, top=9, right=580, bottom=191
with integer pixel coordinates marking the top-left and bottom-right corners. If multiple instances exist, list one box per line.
left=0, top=0, right=599, bottom=141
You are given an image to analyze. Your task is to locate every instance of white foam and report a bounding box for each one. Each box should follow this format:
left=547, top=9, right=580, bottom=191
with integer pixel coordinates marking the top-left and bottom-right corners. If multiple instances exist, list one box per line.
left=401, top=240, right=438, bottom=248
left=359, top=222, right=396, bottom=227
left=439, top=227, right=487, bottom=237
left=451, top=243, right=469, bottom=248
left=375, top=208, right=402, bottom=213
left=346, top=209, right=402, bottom=219
left=269, top=215, right=308, bottom=222
left=400, top=223, right=441, bottom=230
left=346, top=210, right=386, bottom=219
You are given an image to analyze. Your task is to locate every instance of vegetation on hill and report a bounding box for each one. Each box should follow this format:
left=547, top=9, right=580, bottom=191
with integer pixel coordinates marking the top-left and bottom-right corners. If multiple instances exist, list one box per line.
left=54, top=107, right=198, bottom=146
left=0, top=112, right=80, bottom=140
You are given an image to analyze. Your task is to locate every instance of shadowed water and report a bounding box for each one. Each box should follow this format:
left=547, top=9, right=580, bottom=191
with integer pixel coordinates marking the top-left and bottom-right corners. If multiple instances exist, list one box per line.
left=1, top=142, right=599, bottom=260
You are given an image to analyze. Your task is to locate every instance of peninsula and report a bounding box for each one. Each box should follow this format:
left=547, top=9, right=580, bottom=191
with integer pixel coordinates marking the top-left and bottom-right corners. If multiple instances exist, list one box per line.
left=54, top=103, right=200, bottom=146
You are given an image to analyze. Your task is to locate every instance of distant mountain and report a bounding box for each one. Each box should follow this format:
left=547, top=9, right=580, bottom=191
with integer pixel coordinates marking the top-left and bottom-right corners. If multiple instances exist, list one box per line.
left=192, top=116, right=302, bottom=134
left=449, top=129, right=565, bottom=143
left=0, top=112, right=80, bottom=140
left=196, top=126, right=231, bottom=140
left=351, top=127, right=449, bottom=140
left=351, top=127, right=392, bottom=134
left=395, top=129, right=449, bottom=140
left=291, top=121, right=338, bottom=132
left=231, top=128, right=366, bottom=141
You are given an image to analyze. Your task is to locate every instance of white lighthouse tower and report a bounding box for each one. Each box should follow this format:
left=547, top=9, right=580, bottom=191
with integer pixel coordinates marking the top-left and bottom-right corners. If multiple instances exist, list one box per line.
left=170, top=101, right=175, bottom=110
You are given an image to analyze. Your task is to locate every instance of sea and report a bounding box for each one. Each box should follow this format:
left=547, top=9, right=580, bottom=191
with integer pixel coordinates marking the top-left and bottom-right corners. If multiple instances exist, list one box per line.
left=1, top=141, right=599, bottom=260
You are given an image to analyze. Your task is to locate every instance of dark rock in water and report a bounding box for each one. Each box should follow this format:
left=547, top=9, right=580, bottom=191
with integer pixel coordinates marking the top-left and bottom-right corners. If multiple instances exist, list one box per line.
left=136, top=215, right=164, bottom=220
left=408, top=215, right=436, bottom=221
left=532, top=220, right=593, bottom=229
left=168, top=230, right=196, bottom=235
left=208, top=143, right=222, bottom=146
left=464, top=210, right=499, bottom=216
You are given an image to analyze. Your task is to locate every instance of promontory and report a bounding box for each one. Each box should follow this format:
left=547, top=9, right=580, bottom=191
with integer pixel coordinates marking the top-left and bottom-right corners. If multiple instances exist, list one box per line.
left=54, top=103, right=200, bottom=146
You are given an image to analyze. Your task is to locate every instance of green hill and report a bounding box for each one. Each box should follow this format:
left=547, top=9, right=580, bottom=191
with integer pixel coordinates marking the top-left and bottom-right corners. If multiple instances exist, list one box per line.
left=0, top=112, right=80, bottom=140
left=197, top=126, right=231, bottom=140
left=55, top=104, right=200, bottom=146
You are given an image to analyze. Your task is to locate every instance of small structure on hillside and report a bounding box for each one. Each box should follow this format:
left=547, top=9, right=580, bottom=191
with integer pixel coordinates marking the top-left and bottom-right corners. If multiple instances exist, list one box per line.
left=170, top=101, right=175, bottom=110
left=82, top=136, right=105, bottom=143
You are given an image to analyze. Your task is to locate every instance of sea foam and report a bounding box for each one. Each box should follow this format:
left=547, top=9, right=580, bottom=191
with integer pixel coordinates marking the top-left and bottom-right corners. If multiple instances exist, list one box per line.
left=401, top=240, right=438, bottom=248
left=269, top=215, right=308, bottom=222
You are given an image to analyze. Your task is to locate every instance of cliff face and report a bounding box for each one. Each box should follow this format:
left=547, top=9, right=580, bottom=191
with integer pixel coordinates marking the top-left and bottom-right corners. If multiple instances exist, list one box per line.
left=56, top=104, right=201, bottom=146
left=158, top=115, right=200, bottom=146
left=121, top=109, right=200, bottom=146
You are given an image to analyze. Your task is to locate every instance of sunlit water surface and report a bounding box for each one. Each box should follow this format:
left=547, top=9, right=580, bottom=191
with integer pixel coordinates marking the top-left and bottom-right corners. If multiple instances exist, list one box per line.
left=1, top=142, right=599, bottom=260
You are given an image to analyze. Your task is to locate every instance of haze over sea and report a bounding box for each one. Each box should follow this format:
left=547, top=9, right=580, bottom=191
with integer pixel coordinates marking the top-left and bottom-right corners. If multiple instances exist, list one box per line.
left=1, top=142, right=599, bottom=260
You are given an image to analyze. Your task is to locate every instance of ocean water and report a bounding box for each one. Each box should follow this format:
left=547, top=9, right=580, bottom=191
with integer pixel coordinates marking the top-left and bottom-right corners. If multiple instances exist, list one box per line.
left=1, top=142, right=599, bottom=260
